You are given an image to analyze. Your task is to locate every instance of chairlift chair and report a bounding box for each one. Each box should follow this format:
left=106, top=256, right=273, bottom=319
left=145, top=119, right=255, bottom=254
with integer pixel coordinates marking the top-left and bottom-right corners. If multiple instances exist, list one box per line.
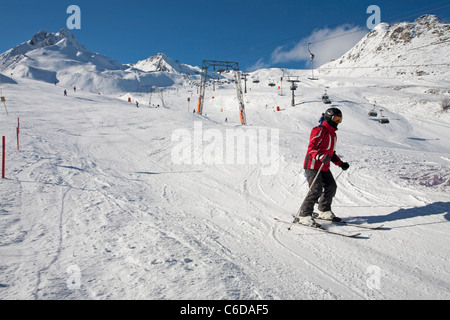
left=378, top=109, right=389, bottom=123
left=322, top=91, right=331, bottom=104
left=368, top=104, right=378, bottom=117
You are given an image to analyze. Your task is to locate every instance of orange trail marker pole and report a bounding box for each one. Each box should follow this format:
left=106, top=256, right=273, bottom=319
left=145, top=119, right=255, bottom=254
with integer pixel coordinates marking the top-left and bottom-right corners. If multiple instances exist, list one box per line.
left=1, top=96, right=8, bottom=116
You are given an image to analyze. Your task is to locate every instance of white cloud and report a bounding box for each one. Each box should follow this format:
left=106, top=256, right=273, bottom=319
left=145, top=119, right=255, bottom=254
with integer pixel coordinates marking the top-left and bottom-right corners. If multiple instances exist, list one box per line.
left=246, top=58, right=270, bottom=72
left=271, top=24, right=368, bottom=67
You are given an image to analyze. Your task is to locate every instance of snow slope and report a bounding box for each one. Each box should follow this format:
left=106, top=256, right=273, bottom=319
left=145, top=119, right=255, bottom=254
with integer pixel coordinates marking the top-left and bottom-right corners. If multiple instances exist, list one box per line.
left=1, top=67, right=449, bottom=300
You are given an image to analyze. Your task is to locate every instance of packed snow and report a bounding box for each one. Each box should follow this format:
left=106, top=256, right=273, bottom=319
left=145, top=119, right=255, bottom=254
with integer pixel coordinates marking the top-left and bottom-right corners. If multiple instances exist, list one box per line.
left=1, top=70, right=449, bottom=300
left=1, top=17, right=450, bottom=300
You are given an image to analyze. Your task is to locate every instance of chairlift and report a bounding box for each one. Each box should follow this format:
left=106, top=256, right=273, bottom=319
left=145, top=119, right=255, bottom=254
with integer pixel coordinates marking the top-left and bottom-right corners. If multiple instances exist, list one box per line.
left=378, top=108, right=390, bottom=123
left=322, top=91, right=331, bottom=104
left=307, top=43, right=319, bottom=80
left=322, top=96, right=331, bottom=104
left=368, top=104, right=377, bottom=117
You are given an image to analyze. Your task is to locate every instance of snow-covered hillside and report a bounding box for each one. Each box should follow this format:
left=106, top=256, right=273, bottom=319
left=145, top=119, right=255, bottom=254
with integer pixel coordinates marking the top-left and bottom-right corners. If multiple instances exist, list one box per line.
left=318, top=15, right=450, bottom=80
left=1, top=16, right=450, bottom=300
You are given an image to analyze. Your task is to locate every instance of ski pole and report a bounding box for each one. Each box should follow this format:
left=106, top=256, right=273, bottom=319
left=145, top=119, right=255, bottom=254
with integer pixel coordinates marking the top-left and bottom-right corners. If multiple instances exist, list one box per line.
left=335, top=169, right=344, bottom=181
left=289, top=162, right=325, bottom=230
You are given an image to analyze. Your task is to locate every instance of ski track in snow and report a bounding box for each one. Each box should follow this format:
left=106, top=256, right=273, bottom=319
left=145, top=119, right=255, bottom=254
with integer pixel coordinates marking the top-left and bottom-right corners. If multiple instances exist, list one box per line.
left=1, top=74, right=450, bottom=300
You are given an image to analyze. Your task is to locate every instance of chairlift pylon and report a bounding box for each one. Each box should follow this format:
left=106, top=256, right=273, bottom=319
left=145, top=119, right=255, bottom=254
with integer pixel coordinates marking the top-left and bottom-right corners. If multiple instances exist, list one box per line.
left=197, top=60, right=247, bottom=125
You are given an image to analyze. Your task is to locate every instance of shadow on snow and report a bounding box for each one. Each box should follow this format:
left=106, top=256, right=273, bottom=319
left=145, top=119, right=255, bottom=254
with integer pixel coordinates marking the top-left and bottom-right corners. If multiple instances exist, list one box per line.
left=351, top=201, right=450, bottom=226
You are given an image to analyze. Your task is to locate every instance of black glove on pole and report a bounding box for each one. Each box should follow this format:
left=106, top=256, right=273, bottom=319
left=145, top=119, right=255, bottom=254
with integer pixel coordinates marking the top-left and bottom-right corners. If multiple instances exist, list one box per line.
left=340, top=162, right=349, bottom=170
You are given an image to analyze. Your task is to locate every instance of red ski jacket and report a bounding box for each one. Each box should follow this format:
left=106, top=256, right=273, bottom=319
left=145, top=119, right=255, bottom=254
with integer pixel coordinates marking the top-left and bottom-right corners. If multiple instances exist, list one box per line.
left=303, top=120, right=343, bottom=171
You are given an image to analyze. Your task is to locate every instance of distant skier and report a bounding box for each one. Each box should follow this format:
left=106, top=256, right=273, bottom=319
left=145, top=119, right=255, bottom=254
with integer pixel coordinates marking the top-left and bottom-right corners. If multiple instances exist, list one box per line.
left=318, top=113, right=325, bottom=125
left=64, top=90, right=67, bottom=96
left=74, top=86, right=76, bottom=92
left=136, top=101, right=139, bottom=108
left=296, top=107, right=350, bottom=227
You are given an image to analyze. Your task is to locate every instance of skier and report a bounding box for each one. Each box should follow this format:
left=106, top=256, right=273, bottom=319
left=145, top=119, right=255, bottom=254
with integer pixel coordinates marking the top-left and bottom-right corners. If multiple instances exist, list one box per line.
left=297, top=107, right=350, bottom=227
left=64, top=89, right=67, bottom=96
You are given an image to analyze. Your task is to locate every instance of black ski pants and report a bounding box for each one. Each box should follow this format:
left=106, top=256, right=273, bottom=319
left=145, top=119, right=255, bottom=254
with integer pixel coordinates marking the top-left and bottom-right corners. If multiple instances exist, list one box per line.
left=299, top=169, right=337, bottom=217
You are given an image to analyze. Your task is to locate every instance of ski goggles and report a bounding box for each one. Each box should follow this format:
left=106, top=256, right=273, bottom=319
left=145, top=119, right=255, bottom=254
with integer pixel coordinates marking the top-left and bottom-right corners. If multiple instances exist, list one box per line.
left=332, top=115, right=342, bottom=123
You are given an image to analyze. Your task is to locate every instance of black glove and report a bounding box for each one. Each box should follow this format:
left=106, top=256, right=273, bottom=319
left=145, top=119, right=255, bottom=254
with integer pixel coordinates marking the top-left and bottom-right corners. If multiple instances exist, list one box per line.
left=316, top=154, right=331, bottom=164
left=340, top=162, right=350, bottom=170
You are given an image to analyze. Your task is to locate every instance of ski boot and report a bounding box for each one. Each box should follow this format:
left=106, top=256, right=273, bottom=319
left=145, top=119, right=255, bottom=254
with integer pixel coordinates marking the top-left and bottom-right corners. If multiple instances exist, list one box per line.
left=294, top=215, right=321, bottom=228
left=314, top=210, right=342, bottom=222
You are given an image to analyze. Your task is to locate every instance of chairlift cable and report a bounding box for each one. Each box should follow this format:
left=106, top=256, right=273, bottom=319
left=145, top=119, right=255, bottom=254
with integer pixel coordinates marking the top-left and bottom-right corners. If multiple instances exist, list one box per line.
left=318, top=62, right=449, bottom=70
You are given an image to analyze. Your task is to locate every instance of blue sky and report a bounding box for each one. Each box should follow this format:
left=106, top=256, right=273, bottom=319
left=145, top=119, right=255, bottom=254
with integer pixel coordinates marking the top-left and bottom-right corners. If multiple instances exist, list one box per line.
left=1, top=0, right=449, bottom=71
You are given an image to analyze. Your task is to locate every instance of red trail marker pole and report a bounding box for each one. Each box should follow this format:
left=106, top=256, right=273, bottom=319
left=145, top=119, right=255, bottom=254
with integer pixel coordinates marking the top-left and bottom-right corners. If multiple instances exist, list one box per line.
left=17, top=117, right=20, bottom=151
left=2, top=136, right=5, bottom=179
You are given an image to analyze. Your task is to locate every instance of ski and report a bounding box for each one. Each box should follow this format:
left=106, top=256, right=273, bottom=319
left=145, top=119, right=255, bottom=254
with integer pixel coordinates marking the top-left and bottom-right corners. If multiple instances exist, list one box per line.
left=312, top=214, right=384, bottom=230
left=274, top=218, right=362, bottom=238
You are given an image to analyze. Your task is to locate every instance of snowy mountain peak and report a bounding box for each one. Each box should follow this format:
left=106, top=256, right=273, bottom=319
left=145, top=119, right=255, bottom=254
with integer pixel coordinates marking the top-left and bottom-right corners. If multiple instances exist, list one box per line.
left=14, top=28, right=84, bottom=55
left=134, top=53, right=177, bottom=72
left=414, top=14, right=445, bottom=27
left=29, top=30, right=56, bottom=47
left=318, top=14, right=450, bottom=79
left=133, top=53, right=201, bottom=75
left=0, top=29, right=201, bottom=93
left=1, top=28, right=85, bottom=71
left=29, top=28, right=79, bottom=48
left=0, top=28, right=128, bottom=86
